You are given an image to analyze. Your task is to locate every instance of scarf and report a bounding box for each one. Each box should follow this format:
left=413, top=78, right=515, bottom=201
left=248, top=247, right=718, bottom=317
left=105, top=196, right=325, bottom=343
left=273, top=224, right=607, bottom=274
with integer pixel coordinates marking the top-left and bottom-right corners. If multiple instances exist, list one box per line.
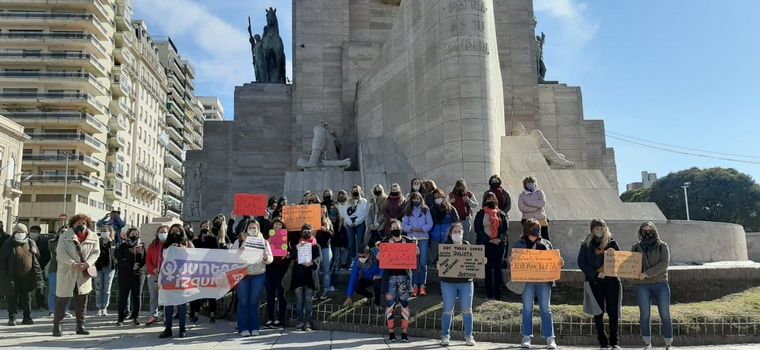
left=76, top=231, right=88, bottom=243
left=490, top=185, right=507, bottom=209
left=483, top=206, right=501, bottom=239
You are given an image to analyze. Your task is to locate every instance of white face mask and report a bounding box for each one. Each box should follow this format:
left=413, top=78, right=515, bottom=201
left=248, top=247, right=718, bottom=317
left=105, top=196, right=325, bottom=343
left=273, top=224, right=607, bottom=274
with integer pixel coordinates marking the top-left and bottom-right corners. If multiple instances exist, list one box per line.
left=158, top=232, right=168, bottom=242
left=100, top=231, right=110, bottom=239
left=452, top=233, right=463, bottom=243
left=358, top=257, right=368, bottom=264
left=434, top=198, right=444, bottom=205
left=247, top=229, right=258, bottom=235
left=593, top=230, right=604, bottom=238
left=14, top=232, right=26, bottom=241
left=413, top=184, right=420, bottom=191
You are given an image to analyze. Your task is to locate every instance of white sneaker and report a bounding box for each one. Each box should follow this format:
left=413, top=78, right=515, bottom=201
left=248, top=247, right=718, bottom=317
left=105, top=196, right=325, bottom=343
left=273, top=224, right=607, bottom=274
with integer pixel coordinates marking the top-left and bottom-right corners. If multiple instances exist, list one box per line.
left=521, top=336, right=532, bottom=348
left=250, top=330, right=260, bottom=336
left=95, top=309, right=103, bottom=317
left=547, top=337, right=558, bottom=349
left=239, top=331, right=250, bottom=337
left=644, top=343, right=652, bottom=350
left=440, top=335, right=450, bottom=346
left=465, top=336, right=476, bottom=346
left=329, top=286, right=336, bottom=292
left=102, top=309, right=110, bottom=316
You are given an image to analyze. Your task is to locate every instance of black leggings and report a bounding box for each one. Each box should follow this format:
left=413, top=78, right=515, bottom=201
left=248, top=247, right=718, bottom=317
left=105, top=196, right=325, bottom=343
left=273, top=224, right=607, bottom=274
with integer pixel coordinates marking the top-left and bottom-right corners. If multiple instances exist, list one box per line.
left=484, top=242, right=506, bottom=300
left=118, top=273, right=145, bottom=321
left=591, top=277, right=622, bottom=347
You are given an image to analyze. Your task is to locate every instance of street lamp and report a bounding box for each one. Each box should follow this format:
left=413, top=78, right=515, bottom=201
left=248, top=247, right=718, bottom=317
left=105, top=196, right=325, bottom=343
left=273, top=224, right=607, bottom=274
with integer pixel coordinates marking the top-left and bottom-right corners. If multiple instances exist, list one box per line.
left=682, top=182, right=691, bottom=221
left=62, top=153, right=72, bottom=216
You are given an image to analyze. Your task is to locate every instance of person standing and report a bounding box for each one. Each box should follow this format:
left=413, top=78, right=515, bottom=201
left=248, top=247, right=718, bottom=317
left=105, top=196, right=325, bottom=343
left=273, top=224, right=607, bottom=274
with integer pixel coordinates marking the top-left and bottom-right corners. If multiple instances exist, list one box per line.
left=234, top=220, right=272, bottom=337
left=407, top=178, right=422, bottom=198
left=115, top=228, right=146, bottom=326
left=485, top=175, right=511, bottom=213
left=518, top=176, right=550, bottom=240
left=429, top=188, right=459, bottom=265
left=366, top=184, right=387, bottom=248
left=93, top=225, right=116, bottom=316
left=97, top=210, right=126, bottom=245
left=145, top=225, right=168, bottom=326
left=264, top=218, right=290, bottom=329
left=384, top=183, right=406, bottom=233
left=448, top=179, right=478, bottom=241
left=379, top=219, right=417, bottom=342
left=53, top=214, right=100, bottom=337
left=190, top=219, right=223, bottom=323
left=29, top=225, right=48, bottom=311
left=159, top=224, right=194, bottom=338
left=47, top=226, right=70, bottom=317
left=474, top=192, right=509, bottom=300
left=578, top=219, right=622, bottom=349
left=340, top=185, right=369, bottom=263
left=285, top=224, right=322, bottom=331
left=402, top=192, right=433, bottom=297
left=631, top=222, right=672, bottom=350
left=325, top=189, right=346, bottom=292
left=316, top=205, right=334, bottom=300
left=439, top=223, right=476, bottom=347
left=1, top=224, right=44, bottom=326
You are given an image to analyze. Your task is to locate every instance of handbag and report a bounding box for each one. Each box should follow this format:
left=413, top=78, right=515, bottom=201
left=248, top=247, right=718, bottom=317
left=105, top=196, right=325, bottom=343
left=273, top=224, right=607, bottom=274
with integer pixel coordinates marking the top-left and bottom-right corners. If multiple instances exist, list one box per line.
left=74, top=240, right=97, bottom=278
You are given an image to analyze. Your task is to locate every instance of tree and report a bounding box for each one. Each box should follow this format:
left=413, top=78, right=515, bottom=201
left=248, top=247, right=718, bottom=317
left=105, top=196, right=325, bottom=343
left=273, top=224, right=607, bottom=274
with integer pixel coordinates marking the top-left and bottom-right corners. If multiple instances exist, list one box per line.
left=620, top=167, right=760, bottom=231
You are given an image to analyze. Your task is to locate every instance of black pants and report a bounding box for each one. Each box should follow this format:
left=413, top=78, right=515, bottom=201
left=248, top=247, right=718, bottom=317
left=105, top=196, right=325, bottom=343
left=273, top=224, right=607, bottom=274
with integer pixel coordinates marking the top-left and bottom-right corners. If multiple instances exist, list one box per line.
left=355, top=278, right=383, bottom=307
left=118, top=273, right=145, bottom=321
left=7, top=280, right=32, bottom=320
left=591, top=277, right=622, bottom=347
left=265, top=267, right=287, bottom=322
left=53, top=286, right=87, bottom=327
left=484, top=242, right=506, bottom=300
left=520, top=219, right=550, bottom=241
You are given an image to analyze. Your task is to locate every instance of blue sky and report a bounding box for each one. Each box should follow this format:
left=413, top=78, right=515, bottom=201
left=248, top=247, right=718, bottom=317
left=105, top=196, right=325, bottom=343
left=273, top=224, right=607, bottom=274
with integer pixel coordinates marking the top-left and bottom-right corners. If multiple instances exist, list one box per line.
left=135, top=0, right=760, bottom=193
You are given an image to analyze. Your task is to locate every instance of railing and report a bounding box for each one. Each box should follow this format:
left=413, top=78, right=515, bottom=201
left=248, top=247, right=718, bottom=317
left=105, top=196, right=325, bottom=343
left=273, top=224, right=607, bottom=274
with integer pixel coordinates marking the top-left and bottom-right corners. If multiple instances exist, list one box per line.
left=0, top=51, right=106, bottom=72
left=0, top=32, right=106, bottom=54
left=0, top=71, right=107, bottom=91
left=0, top=92, right=107, bottom=112
left=23, top=174, right=102, bottom=187
left=0, top=12, right=93, bottom=20
left=165, top=176, right=183, bottom=190
left=135, top=179, right=159, bottom=194
left=23, top=153, right=104, bottom=167
left=26, top=132, right=106, bottom=149
left=5, top=111, right=107, bottom=130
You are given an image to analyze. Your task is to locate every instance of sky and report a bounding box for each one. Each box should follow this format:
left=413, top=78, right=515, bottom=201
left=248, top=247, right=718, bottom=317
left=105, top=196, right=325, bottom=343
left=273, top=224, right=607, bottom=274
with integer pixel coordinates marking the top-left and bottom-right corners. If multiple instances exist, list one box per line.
left=134, top=0, right=760, bottom=194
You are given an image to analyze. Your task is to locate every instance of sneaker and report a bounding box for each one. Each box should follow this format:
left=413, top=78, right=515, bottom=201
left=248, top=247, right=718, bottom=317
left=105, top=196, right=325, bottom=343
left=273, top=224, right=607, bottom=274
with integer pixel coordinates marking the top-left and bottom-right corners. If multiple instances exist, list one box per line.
left=102, top=309, right=110, bottom=316
left=388, top=332, right=397, bottom=342
left=21, top=318, right=34, bottom=325
left=159, top=329, right=172, bottom=338
left=420, top=286, right=427, bottom=296
left=465, top=336, right=476, bottom=346
left=250, top=330, right=260, bottom=336
left=440, top=335, right=450, bottom=346
left=547, top=337, right=558, bottom=349
left=239, top=331, right=250, bottom=337
left=64, top=312, right=74, bottom=319
left=7, top=319, right=16, bottom=326
left=329, top=286, right=336, bottom=292
left=521, top=336, right=532, bottom=348
left=96, top=309, right=103, bottom=317
left=644, top=343, right=652, bottom=350
left=611, top=346, right=621, bottom=349
left=412, top=287, right=419, bottom=297
left=304, top=323, right=312, bottom=331
left=48, top=312, right=54, bottom=317
left=133, top=319, right=141, bottom=326
left=296, top=322, right=305, bottom=330
left=319, top=292, right=330, bottom=301
left=115, top=321, right=123, bottom=326
left=264, top=320, right=274, bottom=329
left=401, top=332, right=409, bottom=342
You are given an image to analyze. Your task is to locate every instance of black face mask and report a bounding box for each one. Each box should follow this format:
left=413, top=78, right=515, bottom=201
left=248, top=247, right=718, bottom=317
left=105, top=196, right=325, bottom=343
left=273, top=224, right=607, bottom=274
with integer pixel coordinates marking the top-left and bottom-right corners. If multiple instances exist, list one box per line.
left=642, top=231, right=656, bottom=240
left=302, top=231, right=312, bottom=240
left=486, top=201, right=497, bottom=209
left=374, top=190, right=382, bottom=196
left=213, top=221, right=222, bottom=228
left=323, top=195, right=332, bottom=201
left=490, top=180, right=500, bottom=187
left=352, top=191, right=360, bottom=197
left=129, top=236, right=139, bottom=241
left=391, top=229, right=401, bottom=237
left=74, top=225, right=86, bottom=234
left=390, top=191, right=400, bottom=196
left=200, top=228, right=210, bottom=236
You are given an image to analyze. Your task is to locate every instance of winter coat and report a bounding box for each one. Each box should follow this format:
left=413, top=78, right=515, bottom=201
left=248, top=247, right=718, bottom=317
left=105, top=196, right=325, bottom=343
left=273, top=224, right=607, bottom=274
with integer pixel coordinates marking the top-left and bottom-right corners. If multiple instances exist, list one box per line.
left=115, top=239, right=146, bottom=276
left=578, top=238, right=620, bottom=282
left=485, top=185, right=512, bottom=213
left=402, top=206, right=433, bottom=241
left=383, top=194, right=405, bottom=226
left=340, top=198, right=370, bottom=227
left=0, top=238, right=44, bottom=294
left=48, top=236, right=61, bottom=273
left=518, top=189, right=547, bottom=220
left=346, top=254, right=383, bottom=297
left=367, top=195, right=388, bottom=232
left=631, top=240, right=670, bottom=284
left=56, top=229, right=100, bottom=298
left=145, top=240, right=163, bottom=276
left=35, top=234, right=53, bottom=271
left=448, top=191, right=478, bottom=220
left=473, top=209, right=509, bottom=245
left=95, top=237, right=116, bottom=271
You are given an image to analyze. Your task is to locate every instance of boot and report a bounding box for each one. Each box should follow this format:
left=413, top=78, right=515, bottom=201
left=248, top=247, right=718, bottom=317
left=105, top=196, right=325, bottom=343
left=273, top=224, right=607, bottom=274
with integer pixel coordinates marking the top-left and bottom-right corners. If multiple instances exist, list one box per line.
left=159, top=327, right=172, bottom=338
left=52, top=323, right=62, bottom=337
left=179, top=325, right=187, bottom=338
left=7, top=318, right=16, bottom=326
left=76, top=324, right=90, bottom=335
left=21, top=317, right=34, bottom=325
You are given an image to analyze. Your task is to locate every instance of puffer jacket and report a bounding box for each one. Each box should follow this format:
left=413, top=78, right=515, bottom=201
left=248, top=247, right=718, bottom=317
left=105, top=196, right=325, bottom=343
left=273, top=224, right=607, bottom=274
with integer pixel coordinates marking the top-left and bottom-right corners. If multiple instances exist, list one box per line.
left=518, top=189, right=547, bottom=220
left=402, top=206, right=433, bottom=241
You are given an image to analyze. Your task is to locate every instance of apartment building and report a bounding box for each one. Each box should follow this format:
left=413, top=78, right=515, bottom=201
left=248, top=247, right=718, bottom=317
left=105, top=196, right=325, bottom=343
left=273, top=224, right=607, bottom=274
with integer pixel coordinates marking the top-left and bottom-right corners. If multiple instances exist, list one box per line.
left=0, top=114, right=28, bottom=233
left=198, top=96, right=224, bottom=121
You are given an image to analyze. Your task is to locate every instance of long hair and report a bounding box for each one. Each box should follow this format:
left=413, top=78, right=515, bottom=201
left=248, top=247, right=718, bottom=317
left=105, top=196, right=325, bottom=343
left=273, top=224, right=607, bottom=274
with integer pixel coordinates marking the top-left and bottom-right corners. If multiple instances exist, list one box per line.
left=482, top=191, right=498, bottom=208
left=452, top=178, right=468, bottom=194
left=423, top=180, right=437, bottom=194
left=445, top=222, right=465, bottom=243
left=521, top=218, right=541, bottom=241
left=214, top=214, right=227, bottom=245
left=636, top=221, right=661, bottom=242
left=404, top=192, right=429, bottom=216
left=165, top=223, right=186, bottom=249
left=153, top=225, right=169, bottom=244
left=432, top=188, right=454, bottom=212
left=583, top=218, right=612, bottom=250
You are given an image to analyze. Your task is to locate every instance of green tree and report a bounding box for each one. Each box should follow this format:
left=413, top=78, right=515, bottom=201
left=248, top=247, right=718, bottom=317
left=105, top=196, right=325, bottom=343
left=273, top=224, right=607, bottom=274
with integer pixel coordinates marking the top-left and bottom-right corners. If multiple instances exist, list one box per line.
left=620, top=167, right=760, bottom=231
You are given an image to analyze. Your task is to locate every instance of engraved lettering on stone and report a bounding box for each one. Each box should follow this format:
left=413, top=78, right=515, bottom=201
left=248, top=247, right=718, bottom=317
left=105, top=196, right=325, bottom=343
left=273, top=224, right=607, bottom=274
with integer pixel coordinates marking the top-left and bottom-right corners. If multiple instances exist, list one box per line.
left=448, top=0, right=487, bottom=13
left=442, top=38, right=490, bottom=56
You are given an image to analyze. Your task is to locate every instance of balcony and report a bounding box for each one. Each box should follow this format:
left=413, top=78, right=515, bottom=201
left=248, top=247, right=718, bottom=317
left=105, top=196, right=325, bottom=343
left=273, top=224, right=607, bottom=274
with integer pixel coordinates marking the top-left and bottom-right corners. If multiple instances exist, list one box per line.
left=114, top=31, right=134, bottom=49
left=3, top=179, right=22, bottom=197
left=105, top=162, right=124, bottom=179
left=6, top=111, right=106, bottom=134
left=108, top=114, right=127, bottom=132
left=134, top=178, right=159, bottom=197
left=111, top=67, right=132, bottom=97
left=23, top=153, right=104, bottom=173
left=163, top=176, right=183, bottom=196
left=107, top=132, right=127, bottom=150
left=0, top=0, right=113, bottom=22
left=164, top=164, right=183, bottom=181
left=110, top=97, right=132, bottom=118
left=166, top=108, right=182, bottom=129
left=22, top=174, right=102, bottom=192
left=136, top=162, right=156, bottom=176
left=164, top=192, right=182, bottom=205
left=114, top=46, right=134, bottom=67
left=26, top=132, right=106, bottom=153
left=0, top=12, right=110, bottom=40
left=164, top=150, right=182, bottom=168
left=0, top=92, right=108, bottom=115
left=167, top=137, right=182, bottom=155
left=165, top=124, right=181, bottom=141
left=105, top=179, right=123, bottom=200
left=0, top=51, right=107, bottom=77
left=0, top=70, right=108, bottom=96
left=0, top=31, right=108, bottom=59
left=115, top=1, right=133, bottom=31
left=181, top=59, right=195, bottom=79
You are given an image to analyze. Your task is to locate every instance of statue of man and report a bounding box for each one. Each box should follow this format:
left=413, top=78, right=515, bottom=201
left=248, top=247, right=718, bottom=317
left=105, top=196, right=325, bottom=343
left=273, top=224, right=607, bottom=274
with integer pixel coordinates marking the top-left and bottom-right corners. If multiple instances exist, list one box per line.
left=247, top=17, right=261, bottom=82
left=536, top=31, right=547, bottom=82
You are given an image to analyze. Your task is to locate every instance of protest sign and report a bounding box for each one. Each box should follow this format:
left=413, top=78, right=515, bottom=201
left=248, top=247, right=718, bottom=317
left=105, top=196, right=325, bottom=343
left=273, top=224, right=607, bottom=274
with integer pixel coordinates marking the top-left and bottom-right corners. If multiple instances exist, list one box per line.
left=510, top=248, right=562, bottom=282
left=379, top=243, right=418, bottom=270
left=297, top=243, right=313, bottom=264
left=233, top=194, right=268, bottom=216
left=603, top=250, right=643, bottom=279
left=437, top=244, right=485, bottom=279
left=268, top=229, right=288, bottom=257
left=282, top=204, right=322, bottom=229
left=243, top=236, right=266, bottom=264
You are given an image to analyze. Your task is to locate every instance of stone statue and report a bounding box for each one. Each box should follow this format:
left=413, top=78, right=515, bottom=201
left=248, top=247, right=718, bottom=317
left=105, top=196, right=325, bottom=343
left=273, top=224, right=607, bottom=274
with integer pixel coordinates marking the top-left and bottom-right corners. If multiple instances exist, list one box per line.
left=536, top=31, right=547, bottom=83
left=247, top=17, right=264, bottom=82
left=514, top=124, right=575, bottom=168
left=297, top=122, right=351, bottom=170
left=247, top=8, right=286, bottom=83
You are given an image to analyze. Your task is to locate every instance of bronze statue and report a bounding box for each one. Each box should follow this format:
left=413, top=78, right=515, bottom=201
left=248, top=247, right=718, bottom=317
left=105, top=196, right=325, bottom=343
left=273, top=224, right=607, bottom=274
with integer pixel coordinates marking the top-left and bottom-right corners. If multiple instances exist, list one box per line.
left=247, top=17, right=263, bottom=82
left=536, top=31, right=547, bottom=83
left=247, top=8, right=286, bottom=83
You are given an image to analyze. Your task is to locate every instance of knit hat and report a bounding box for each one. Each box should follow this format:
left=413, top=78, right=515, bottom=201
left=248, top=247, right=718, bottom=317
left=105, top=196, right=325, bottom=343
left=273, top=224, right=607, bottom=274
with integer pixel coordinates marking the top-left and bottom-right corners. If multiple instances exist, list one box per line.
left=13, top=223, right=28, bottom=234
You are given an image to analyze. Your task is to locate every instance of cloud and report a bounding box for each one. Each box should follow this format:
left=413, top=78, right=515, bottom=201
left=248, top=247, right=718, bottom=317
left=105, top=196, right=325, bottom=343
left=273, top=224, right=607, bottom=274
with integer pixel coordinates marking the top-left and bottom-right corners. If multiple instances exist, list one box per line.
left=534, top=0, right=598, bottom=56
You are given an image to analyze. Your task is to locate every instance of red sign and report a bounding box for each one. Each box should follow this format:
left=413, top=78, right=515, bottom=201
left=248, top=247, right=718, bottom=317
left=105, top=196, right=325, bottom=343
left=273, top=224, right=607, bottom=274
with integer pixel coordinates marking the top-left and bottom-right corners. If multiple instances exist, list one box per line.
left=379, top=243, right=418, bottom=270
left=233, top=194, right=268, bottom=216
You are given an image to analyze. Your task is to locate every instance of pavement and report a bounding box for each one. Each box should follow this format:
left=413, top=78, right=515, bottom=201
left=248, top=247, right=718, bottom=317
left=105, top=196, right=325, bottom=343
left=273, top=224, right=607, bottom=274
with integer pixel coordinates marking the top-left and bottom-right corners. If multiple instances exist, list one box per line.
left=1, top=310, right=760, bottom=349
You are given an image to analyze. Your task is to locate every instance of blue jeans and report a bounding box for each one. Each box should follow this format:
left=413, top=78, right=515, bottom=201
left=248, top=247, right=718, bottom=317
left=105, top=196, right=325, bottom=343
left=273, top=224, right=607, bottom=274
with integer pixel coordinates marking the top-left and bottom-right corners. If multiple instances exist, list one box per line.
left=94, top=268, right=115, bottom=310
left=330, top=246, right=348, bottom=287
left=413, top=239, right=428, bottom=286
left=320, top=247, right=332, bottom=294
left=295, top=286, right=315, bottom=324
left=346, top=223, right=366, bottom=262
left=635, top=282, right=673, bottom=341
left=164, top=304, right=186, bottom=330
left=237, top=274, right=266, bottom=333
left=441, top=281, right=474, bottom=337
left=521, top=283, right=555, bottom=338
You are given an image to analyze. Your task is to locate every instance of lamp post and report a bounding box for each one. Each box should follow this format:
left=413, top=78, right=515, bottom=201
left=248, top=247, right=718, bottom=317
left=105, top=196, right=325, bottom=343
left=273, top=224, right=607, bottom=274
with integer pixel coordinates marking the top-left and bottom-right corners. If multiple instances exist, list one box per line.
left=682, top=181, right=691, bottom=221
left=62, top=153, right=71, bottom=216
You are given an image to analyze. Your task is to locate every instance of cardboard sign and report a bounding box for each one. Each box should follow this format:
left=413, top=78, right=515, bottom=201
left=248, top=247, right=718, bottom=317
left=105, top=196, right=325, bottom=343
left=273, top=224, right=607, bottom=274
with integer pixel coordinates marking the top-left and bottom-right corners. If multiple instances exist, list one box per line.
left=379, top=243, right=418, bottom=270
left=268, top=229, right=288, bottom=257
left=297, top=243, right=313, bottom=264
left=282, top=204, right=322, bottom=230
left=437, top=244, right=485, bottom=279
left=233, top=194, right=268, bottom=216
left=604, top=250, right=643, bottom=279
left=510, top=248, right=562, bottom=282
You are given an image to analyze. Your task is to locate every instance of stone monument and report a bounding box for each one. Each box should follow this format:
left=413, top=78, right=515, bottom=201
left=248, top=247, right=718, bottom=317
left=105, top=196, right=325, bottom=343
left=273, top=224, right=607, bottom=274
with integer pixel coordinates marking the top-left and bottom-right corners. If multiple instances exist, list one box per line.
left=248, top=7, right=286, bottom=83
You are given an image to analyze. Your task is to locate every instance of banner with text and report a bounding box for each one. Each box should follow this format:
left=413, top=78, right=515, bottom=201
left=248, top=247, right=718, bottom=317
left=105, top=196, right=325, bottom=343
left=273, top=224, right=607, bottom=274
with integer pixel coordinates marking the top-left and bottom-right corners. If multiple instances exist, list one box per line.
left=437, top=244, right=485, bottom=279
left=233, top=194, right=268, bottom=216
left=379, top=243, right=418, bottom=270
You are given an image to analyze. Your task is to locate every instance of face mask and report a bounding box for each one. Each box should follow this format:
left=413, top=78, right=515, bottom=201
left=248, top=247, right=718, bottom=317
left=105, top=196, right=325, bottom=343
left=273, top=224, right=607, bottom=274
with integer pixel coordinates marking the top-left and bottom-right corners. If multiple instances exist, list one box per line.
left=129, top=235, right=139, bottom=241
left=352, top=191, right=360, bottom=197
left=200, top=228, right=210, bottom=236
left=358, top=257, right=368, bottom=264
left=323, top=195, right=331, bottom=201
left=434, top=198, right=444, bottom=205
left=452, top=234, right=463, bottom=243
left=490, top=180, right=500, bottom=187
left=338, top=197, right=346, bottom=203
left=530, top=227, right=541, bottom=237
left=247, top=229, right=258, bottom=235
left=374, top=190, right=382, bottom=196
left=74, top=225, right=86, bottom=234
left=456, top=187, right=465, bottom=194
left=390, top=191, right=399, bottom=196
left=642, top=230, right=656, bottom=240
left=412, top=184, right=420, bottom=191
left=486, top=201, right=497, bottom=209
left=301, top=231, right=312, bottom=240
left=14, top=232, right=26, bottom=241
left=158, top=232, right=168, bottom=242
left=593, top=229, right=604, bottom=238
left=391, top=229, right=401, bottom=237
left=526, top=183, right=536, bottom=191
left=213, top=221, right=222, bottom=228
left=412, top=200, right=421, bottom=206
left=30, top=232, right=39, bottom=240
left=100, top=231, right=110, bottom=239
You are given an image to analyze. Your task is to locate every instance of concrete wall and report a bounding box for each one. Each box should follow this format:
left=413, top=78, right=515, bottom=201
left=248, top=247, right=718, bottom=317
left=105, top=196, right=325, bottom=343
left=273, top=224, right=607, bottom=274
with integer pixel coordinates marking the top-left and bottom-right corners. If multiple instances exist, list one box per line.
left=747, top=232, right=760, bottom=262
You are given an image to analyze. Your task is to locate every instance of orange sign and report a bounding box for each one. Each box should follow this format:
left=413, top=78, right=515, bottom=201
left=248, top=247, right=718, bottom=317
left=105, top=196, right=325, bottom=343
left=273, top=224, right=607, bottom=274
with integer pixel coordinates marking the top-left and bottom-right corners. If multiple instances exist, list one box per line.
left=604, top=250, right=643, bottom=279
left=233, top=194, right=268, bottom=216
left=510, top=248, right=562, bottom=282
left=379, top=243, right=418, bottom=270
left=281, top=204, right=322, bottom=230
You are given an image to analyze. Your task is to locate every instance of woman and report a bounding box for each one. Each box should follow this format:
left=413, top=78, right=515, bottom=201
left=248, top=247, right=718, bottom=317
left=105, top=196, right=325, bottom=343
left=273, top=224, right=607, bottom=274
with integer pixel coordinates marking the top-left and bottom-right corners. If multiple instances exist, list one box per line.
left=384, top=183, right=406, bottom=232
left=53, top=214, right=100, bottom=337
left=316, top=205, right=334, bottom=300
left=264, top=218, right=289, bottom=329
left=329, top=190, right=349, bottom=290
left=234, top=220, right=272, bottom=336
left=402, top=192, right=433, bottom=297
left=47, top=226, right=70, bottom=317
left=340, top=185, right=369, bottom=263
left=514, top=219, right=558, bottom=349
left=115, top=228, right=146, bottom=326
left=159, top=224, right=194, bottom=338
left=429, top=188, right=459, bottom=265
left=448, top=179, right=479, bottom=240
left=93, top=225, right=116, bottom=316
left=190, top=219, right=224, bottom=323
left=632, top=222, right=672, bottom=350
left=1, top=223, right=43, bottom=326
left=485, top=174, right=512, bottom=213
left=406, top=177, right=422, bottom=198
left=366, top=184, right=387, bottom=248
left=285, top=224, right=322, bottom=331
left=518, top=176, right=549, bottom=240
left=379, top=219, right=417, bottom=342
left=439, top=223, right=476, bottom=347
left=578, top=219, right=622, bottom=349
left=266, top=196, right=279, bottom=221
left=272, top=196, right=288, bottom=219
left=145, top=225, right=168, bottom=326
left=422, top=180, right=439, bottom=209
left=474, top=191, right=509, bottom=300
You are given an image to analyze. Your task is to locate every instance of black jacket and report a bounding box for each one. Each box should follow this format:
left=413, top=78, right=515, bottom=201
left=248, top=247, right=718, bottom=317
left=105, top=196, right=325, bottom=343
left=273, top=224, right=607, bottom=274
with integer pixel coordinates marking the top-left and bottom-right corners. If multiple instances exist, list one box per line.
left=578, top=238, right=620, bottom=282
left=95, top=238, right=116, bottom=271
left=473, top=209, right=509, bottom=245
left=115, top=240, right=146, bottom=276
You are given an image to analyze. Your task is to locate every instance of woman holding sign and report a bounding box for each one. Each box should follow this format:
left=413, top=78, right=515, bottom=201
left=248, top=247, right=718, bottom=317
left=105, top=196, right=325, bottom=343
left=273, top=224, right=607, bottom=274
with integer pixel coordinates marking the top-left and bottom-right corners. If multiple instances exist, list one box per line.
left=438, top=223, right=477, bottom=347
left=379, top=219, right=417, bottom=343
left=234, top=220, right=272, bottom=336
left=474, top=191, right=509, bottom=300
left=159, top=224, right=193, bottom=339
left=286, top=224, right=322, bottom=331
left=631, top=222, right=672, bottom=350
left=402, top=192, right=433, bottom=297
left=578, top=219, right=622, bottom=349
left=316, top=205, right=334, bottom=300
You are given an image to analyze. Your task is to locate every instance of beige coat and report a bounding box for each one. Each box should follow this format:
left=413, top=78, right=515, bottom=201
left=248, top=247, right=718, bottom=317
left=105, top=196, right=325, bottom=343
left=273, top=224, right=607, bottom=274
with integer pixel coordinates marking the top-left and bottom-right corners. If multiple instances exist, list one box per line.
left=56, top=229, right=100, bottom=297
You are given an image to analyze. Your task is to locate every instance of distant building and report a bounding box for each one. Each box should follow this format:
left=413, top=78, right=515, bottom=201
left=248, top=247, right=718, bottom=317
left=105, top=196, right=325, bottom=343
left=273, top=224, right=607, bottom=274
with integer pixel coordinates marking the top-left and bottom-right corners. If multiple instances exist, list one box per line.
left=198, top=96, right=224, bottom=121
left=626, top=171, right=658, bottom=192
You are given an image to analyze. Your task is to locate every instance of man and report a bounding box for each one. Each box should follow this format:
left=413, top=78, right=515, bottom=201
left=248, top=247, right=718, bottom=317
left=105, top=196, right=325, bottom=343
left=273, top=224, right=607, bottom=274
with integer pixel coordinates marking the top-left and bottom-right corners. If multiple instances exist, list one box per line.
left=1, top=224, right=44, bottom=325
left=97, top=211, right=126, bottom=244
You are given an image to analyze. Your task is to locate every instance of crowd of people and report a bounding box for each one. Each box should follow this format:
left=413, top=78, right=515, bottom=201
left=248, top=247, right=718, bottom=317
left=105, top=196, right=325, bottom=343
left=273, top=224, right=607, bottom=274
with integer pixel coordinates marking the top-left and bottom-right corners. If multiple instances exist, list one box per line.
left=0, top=175, right=673, bottom=350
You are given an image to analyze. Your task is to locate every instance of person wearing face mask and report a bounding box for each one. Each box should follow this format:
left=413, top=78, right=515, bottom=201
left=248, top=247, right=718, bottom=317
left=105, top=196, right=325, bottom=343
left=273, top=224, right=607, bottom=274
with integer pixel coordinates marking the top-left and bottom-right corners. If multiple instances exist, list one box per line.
left=384, top=183, right=406, bottom=233
left=0, top=223, right=44, bottom=326
left=631, top=222, right=672, bottom=350
left=316, top=205, right=334, bottom=300
left=448, top=179, right=479, bottom=242
left=114, top=228, right=146, bottom=326
left=53, top=214, right=100, bottom=337
left=96, top=210, right=126, bottom=245
left=272, top=196, right=288, bottom=219
left=264, top=218, right=290, bottom=329
left=339, top=185, right=369, bottom=264
left=378, top=219, right=417, bottom=342
left=518, top=176, right=550, bottom=240
left=47, top=226, right=72, bottom=318
left=512, top=219, right=560, bottom=349
left=343, top=245, right=383, bottom=310
left=145, top=225, right=169, bottom=326
left=429, top=188, right=460, bottom=267
left=366, top=184, right=388, bottom=248
left=438, top=223, right=477, bottom=347
left=234, top=220, right=272, bottom=336
left=406, top=178, right=422, bottom=198
left=421, top=180, right=439, bottom=208
left=190, top=219, right=224, bottom=323
left=578, top=219, right=622, bottom=350
left=324, top=189, right=346, bottom=292
left=474, top=191, right=509, bottom=300
left=485, top=174, right=511, bottom=213
left=93, top=225, right=116, bottom=316
left=284, top=224, right=322, bottom=331
left=266, top=196, right=279, bottom=221
left=29, top=225, right=50, bottom=311
left=401, top=192, right=433, bottom=297
left=159, top=224, right=194, bottom=339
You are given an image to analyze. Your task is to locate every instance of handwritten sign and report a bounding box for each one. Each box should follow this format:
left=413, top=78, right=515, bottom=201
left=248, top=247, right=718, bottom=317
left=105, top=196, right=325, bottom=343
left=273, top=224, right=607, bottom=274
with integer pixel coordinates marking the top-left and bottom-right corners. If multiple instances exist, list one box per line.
left=604, top=250, right=643, bottom=279
left=379, top=243, right=418, bottom=270
left=297, top=243, right=313, bottom=264
left=437, top=244, right=485, bottom=279
left=233, top=194, right=268, bottom=216
left=282, top=204, right=322, bottom=230
left=243, top=236, right=265, bottom=267
left=510, top=248, right=562, bottom=282
left=268, top=229, right=288, bottom=257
